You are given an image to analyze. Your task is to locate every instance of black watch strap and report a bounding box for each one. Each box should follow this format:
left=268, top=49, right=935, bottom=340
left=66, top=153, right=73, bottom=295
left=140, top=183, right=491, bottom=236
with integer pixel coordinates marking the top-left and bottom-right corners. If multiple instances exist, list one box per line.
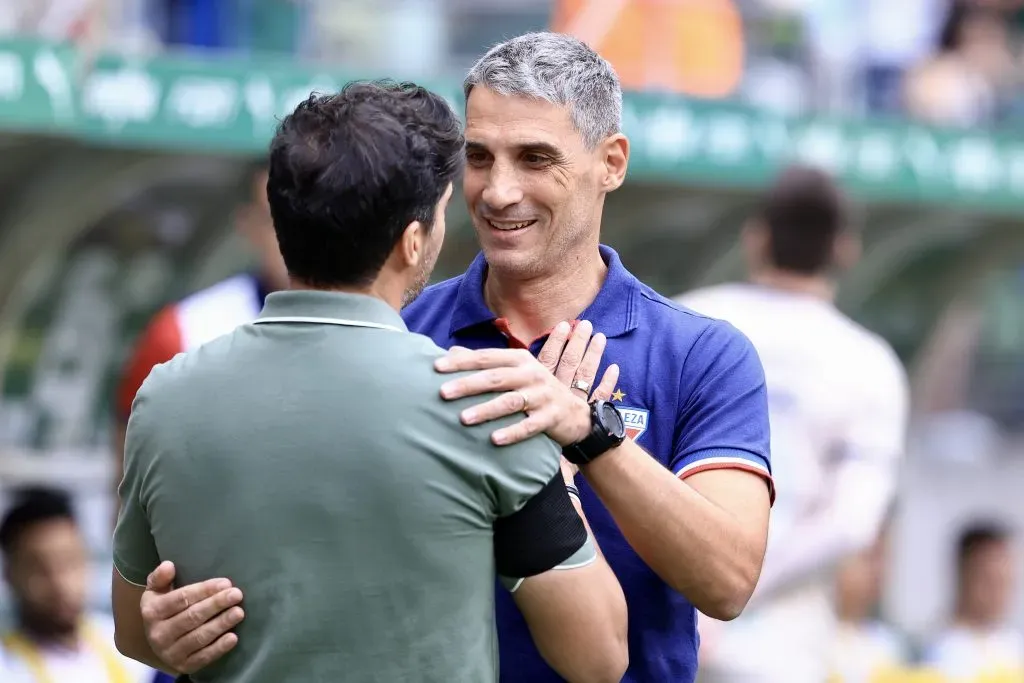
left=563, top=400, right=626, bottom=465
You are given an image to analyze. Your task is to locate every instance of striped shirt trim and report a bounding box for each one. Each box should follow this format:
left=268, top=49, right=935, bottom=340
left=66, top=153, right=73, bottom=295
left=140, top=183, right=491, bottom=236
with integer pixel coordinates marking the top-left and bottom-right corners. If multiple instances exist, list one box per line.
left=676, top=457, right=775, bottom=504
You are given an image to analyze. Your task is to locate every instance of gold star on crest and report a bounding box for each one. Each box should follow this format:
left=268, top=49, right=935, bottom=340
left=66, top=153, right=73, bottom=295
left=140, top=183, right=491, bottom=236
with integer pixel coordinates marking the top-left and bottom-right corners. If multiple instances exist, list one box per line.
left=611, top=389, right=625, bottom=402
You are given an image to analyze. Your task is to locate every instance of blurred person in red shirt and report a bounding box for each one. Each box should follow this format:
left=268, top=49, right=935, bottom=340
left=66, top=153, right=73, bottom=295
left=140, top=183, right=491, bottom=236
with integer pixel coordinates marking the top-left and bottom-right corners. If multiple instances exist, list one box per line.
left=113, top=169, right=286, bottom=502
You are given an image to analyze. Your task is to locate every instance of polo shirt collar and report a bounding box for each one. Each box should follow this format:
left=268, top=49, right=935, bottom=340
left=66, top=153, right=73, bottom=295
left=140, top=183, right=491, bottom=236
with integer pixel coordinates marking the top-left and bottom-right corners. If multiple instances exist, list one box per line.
left=449, top=245, right=640, bottom=339
left=259, top=289, right=408, bottom=332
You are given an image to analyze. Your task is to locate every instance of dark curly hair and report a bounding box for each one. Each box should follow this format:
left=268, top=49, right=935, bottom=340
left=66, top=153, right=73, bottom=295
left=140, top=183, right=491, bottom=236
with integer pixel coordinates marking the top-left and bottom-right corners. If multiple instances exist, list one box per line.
left=266, top=80, right=465, bottom=288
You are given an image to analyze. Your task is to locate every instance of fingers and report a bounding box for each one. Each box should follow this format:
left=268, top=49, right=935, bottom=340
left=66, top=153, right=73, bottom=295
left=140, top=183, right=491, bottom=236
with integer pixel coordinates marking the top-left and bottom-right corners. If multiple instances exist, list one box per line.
left=536, top=321, right=572, bottom=371
left=590, top=363, right=619, bottom=402
left=168, top=587, right=243, bottom=640
left=442, top=365, right=537, bottom=403
left=492, top=412, right=551, bottom=446
left=569, top=332, right=607, bottom=397
left=461, top=383, right=548, bottom=426
left=180, top=633, right=240, bottom=674
left=142, top=578, right=234, bottom=626
left=435, top=347, right=530, bottom=374
left=166, top=604, right=245, bottom=670
left=554, top=320, right=593, bottom=385
left=147, top=561, right=177, bottom=591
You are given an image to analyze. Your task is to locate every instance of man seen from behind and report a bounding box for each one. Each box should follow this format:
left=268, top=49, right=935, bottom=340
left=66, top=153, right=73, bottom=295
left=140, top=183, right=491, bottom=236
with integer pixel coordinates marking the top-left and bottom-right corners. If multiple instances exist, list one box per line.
left=110, top=81, right=627, bottom=683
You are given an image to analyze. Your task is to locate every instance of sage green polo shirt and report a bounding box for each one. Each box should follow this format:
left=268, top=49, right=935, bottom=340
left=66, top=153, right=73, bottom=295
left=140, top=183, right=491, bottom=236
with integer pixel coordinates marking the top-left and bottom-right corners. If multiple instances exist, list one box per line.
left=114, top=290, right=582, bottom=683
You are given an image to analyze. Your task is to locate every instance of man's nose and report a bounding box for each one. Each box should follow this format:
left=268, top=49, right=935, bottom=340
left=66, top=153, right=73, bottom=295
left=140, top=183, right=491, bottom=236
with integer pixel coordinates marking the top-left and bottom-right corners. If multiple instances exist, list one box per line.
left=481, top=161, right=524, bottom=210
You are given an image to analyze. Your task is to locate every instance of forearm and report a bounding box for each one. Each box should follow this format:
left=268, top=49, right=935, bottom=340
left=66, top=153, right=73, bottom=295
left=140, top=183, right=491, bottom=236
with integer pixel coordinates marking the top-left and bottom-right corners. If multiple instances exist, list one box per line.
left=114, top=627, right=179, bottom=675
left=518, top=498, right=628, bottom=682
left=583, top=440, right=765, bottom=620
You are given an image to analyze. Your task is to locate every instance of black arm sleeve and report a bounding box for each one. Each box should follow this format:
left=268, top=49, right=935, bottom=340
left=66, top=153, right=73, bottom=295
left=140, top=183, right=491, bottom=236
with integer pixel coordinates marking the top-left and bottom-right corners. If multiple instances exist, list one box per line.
left=493, top=472, right=588, bottom=579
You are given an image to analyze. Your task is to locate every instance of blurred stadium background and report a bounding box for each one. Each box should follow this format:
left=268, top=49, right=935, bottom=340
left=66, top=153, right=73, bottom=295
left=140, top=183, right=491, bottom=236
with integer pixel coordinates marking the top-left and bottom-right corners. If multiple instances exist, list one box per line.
left=0, top=0, right=1023, bottom=678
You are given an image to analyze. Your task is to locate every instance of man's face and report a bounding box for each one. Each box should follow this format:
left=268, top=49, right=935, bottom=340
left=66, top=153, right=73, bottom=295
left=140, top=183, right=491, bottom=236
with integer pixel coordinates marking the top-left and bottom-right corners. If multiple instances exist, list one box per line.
left=403, top=183, right=452, bottom=307
left=463, top=87, right=605, bottom=279
left=961, top=540, right=1016, bottom=624
left=4, top=519, right=89, bottom=638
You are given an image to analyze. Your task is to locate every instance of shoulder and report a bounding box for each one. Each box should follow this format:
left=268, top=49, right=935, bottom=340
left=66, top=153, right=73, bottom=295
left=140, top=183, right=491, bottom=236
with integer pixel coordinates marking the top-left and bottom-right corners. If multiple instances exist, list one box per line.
left=638, top=282, right=762, bottom=376
left=131, top=325, right=240, bottom=419
left=672, top=283, right=749, bottom=317
left=829, top=311, right=907, bottom=393
left=175, top=274, right=262, bottom=348
left=178, top=274, right=259, bottom=313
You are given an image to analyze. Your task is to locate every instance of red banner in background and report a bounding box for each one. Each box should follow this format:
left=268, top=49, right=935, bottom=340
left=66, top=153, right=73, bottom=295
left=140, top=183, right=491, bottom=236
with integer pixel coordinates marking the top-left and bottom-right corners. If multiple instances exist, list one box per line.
left=551, top=0, right=745, bottom=99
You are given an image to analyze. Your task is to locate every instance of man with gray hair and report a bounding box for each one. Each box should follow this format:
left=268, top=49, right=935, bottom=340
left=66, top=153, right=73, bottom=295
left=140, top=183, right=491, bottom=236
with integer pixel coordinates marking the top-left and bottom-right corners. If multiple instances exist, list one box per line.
left=132, top=32, right=773, bottom=683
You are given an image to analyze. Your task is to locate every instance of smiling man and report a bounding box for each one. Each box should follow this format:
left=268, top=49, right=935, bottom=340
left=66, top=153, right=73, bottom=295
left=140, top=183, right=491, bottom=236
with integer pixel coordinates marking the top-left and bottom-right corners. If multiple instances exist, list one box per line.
left=133, top=32, right=772, bottom=683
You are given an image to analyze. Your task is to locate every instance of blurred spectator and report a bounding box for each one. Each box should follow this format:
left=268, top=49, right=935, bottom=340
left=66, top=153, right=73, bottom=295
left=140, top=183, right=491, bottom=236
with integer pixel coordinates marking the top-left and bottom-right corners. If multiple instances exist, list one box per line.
left=158, top=0, right=302, bottom=53
left=0, top=0, right=102, bottom=41
left=830, top=520, right=910, bottom=683
left=0, top=487, right=154, bottom=682
left=903, top=1, right=1015, bottom=127
left=860, top=0, right=946, bottom=115
left=922, top=521, right=1024, bottom=680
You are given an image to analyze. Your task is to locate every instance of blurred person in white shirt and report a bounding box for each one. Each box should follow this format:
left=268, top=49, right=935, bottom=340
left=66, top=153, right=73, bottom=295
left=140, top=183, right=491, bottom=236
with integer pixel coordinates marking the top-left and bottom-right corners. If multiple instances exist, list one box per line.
left=923, top=522, right=1023, bottom=682
left=830, top=514, right=909, bottom=683
left=677, top=165, right=909, bottom=683
left=0, top=487, right=153, bottom=683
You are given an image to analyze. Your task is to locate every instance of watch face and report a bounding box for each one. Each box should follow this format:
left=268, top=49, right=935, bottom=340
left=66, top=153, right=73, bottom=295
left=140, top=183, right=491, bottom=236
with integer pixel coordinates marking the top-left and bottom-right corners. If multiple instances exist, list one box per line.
left=599, top=401, right=626, bottom=438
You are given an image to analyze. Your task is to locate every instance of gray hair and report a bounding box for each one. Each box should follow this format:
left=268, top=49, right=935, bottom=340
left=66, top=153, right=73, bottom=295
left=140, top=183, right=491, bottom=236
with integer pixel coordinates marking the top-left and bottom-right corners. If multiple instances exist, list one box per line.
left=464, top=32, right=622, bottom=149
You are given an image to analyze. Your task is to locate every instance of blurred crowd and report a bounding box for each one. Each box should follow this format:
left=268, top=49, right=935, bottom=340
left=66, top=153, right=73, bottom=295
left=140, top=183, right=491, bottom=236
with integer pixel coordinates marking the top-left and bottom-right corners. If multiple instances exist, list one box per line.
left=4, top=0, right=1024, bottom=129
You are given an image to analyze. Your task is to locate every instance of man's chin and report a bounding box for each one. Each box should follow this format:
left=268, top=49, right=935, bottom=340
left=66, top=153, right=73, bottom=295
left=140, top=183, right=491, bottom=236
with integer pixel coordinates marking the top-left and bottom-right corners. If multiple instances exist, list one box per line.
left=22, top=614, right=80, bottom=640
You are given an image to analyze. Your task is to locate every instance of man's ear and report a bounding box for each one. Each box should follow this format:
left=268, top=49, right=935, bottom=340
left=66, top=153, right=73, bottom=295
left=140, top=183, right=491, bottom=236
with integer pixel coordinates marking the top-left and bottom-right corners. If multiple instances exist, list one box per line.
left=398, top=220, right=426, bottom=269
left=600, top=134, right=630, bottom=193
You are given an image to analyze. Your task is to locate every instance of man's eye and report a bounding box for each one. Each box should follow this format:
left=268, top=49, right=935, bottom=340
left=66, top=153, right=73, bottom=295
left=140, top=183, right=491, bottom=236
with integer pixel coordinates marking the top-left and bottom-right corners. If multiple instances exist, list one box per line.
left=523, top=154, right=549, bottom=165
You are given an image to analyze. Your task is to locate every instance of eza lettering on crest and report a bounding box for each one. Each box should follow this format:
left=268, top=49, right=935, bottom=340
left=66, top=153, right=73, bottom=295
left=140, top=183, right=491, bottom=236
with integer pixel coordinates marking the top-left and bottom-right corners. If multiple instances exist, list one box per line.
left=618, top=407, right=649, bottom=441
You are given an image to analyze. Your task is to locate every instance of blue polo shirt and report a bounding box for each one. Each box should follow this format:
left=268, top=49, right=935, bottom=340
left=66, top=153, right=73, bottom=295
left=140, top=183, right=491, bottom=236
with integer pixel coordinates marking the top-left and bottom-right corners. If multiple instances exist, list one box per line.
left=402, top=245, right=772, bottom=683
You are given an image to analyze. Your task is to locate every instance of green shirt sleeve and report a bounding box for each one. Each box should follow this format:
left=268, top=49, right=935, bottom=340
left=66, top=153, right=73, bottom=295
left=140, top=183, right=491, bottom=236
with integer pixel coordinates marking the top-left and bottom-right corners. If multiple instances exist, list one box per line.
left=460, top=404, right=595, bottom=589
left=486, top=430, right=562, bottom=518
left=113, top=384, right=162, bottom=587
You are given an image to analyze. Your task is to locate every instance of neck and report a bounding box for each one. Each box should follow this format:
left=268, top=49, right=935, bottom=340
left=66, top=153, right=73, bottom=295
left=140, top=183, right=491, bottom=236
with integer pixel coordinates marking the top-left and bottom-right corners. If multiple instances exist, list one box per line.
left=749, top=268, right=836, bottom=301
left=288, top=277, right=403, bottom=312
left=484, top=247, right=607, bottom=343
left=836, top=604, right=871, bottom=626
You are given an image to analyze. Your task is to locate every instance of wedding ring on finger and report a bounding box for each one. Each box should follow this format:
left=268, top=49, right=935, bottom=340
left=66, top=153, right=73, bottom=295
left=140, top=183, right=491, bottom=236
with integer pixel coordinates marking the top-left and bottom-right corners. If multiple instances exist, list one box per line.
left=570, top=378, right=591, bottom=396
left=515, top=390, right=530, bottom=414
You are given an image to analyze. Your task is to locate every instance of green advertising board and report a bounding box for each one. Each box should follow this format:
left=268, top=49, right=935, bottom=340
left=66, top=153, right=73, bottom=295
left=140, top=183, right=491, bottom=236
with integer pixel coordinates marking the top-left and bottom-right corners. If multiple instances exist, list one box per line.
left=2, top=37, right=1024, bottom=211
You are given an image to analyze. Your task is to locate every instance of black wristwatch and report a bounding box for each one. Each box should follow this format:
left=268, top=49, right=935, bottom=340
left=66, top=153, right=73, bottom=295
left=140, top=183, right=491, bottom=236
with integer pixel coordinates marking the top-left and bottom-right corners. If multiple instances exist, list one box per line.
left=563, top=400, right=626, bottom=465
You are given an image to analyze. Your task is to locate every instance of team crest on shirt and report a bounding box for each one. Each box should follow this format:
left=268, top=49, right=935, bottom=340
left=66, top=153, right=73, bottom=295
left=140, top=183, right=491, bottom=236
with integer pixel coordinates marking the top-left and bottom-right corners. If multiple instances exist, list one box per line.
left=618, top=406, right=649, bottom=441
